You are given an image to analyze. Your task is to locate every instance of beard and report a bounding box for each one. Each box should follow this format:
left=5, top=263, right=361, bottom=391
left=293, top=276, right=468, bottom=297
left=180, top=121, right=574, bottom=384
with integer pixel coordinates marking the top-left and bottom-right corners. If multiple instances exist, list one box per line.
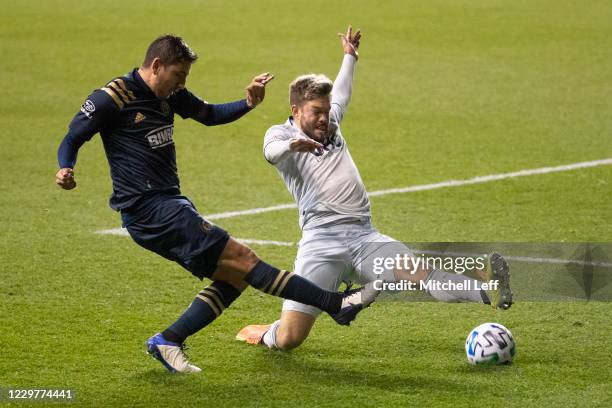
left=300, top=120, right=329, bottom=142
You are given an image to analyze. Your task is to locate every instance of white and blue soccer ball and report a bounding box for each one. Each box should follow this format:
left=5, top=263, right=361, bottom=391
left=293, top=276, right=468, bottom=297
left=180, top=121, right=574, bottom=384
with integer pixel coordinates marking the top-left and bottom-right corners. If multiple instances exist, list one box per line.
left=465, top=322, right=516, bottom=365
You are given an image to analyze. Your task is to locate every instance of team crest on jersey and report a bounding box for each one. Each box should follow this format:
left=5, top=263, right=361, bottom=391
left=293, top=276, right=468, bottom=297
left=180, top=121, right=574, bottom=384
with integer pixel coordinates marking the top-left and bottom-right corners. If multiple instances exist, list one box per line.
left=160, top=100, right=171, bottom=116
left=134, top=112, right=146, bottom=123
left=313, top=126, right=343, bottom=161
left=80, top=99, right=96, bottom=118
left=146, top=125, right=174, bottom=149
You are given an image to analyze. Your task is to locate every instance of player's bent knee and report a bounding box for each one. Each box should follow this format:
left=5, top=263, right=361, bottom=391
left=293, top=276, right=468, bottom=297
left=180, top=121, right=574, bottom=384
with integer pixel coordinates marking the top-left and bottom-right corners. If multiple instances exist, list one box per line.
left=217, top=238, right=260, bottom=275
left=232, top=241, right=259, bottom=268
left=275, top=313, right=315, bottom=351
left=241, top=247, right=260, bottom=271
left=275, top=329, right=308, bottom=351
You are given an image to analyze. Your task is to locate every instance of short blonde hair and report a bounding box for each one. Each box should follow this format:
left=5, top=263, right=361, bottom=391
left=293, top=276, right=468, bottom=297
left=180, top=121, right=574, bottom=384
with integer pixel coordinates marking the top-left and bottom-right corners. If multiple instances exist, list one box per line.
left=289, top=74, right=333, bottom=106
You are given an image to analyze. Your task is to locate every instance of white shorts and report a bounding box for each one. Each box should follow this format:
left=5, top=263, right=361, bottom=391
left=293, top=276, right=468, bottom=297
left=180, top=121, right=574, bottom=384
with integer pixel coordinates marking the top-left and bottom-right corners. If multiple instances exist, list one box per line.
left=282, top=221, right=414, bottom=317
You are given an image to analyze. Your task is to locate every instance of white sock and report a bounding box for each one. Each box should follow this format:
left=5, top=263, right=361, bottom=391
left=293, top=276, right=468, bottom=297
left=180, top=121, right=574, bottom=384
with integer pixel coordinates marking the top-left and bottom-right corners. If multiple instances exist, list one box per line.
left=262, top=320, right=281, bottom=349
left=424, top=269, right=487, bottom=303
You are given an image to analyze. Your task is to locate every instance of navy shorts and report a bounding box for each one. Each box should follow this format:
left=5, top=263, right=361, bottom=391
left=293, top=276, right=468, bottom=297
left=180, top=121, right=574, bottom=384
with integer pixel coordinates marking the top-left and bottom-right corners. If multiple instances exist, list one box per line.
left=121, top=192, right=229, bottom=280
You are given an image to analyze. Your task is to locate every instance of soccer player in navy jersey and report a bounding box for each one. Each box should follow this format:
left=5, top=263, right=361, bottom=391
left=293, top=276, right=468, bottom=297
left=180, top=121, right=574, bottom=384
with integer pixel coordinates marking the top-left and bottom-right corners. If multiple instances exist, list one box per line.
left=56, top=35, right=377, bottom=373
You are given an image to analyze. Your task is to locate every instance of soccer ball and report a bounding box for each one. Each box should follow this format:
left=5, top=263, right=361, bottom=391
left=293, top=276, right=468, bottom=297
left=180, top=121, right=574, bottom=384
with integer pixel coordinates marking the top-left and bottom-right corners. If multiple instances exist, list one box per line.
left=465, top=322, right=516, bottom=365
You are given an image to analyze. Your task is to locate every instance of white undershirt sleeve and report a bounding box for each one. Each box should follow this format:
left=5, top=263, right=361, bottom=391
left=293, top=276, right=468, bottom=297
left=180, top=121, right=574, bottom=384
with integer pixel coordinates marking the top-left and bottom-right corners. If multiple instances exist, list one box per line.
left=264, top=137, right=293, bottom=165
left=331, top=54, right=357, bottom=123
left=264, top=126, right=299, bottom=165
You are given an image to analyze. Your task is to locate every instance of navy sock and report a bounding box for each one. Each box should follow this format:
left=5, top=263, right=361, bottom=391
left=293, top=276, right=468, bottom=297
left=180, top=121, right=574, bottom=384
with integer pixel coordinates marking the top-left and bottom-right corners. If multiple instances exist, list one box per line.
left=244, top=261, right=342, bottom=314
left=162, top=281, right=242, bottom=344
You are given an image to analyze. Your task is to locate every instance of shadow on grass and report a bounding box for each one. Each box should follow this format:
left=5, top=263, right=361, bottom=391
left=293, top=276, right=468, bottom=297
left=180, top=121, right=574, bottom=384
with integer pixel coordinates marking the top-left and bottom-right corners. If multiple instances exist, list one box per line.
left=251, top=350, right=464, bottom=395
left=133, top=351, right=464, bottom=397
left=456, top=361, right=516, bottom=375
left=136, top=369, right=202, bottom=385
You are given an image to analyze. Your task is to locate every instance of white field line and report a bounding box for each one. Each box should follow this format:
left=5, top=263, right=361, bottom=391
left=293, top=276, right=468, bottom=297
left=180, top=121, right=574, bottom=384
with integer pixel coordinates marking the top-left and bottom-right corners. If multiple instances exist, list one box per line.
left=95, top=228, right=611, bottom=268
left=96, top=158, right=612, bottom=240
left=237, top=238, right=294, bottom=246
left=206, top=203, right=297, bottom=220
left=204, top=158, right=612, bottom=220
left=96, top=228, right=129, bottom=236
left=416, top=250, right=612, bottom=269
left=367, top=158, right=612, bottom=197
left=505, top=255, right=612, bottom=268
left=94, top=228, right=295, bottom=246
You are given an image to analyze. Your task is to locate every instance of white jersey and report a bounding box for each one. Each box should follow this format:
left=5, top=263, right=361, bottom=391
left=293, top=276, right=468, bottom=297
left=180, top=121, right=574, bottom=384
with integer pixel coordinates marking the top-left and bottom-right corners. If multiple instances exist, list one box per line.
left=263, top=55, right=370, bottom=230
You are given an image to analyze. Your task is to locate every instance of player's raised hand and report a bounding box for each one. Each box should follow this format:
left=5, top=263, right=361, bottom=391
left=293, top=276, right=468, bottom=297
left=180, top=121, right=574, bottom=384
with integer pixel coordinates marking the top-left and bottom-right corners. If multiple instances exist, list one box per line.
left=290, top=138, right=324, bottom=154
left=338, top=25, right=361, bottom=60
left=56, top=168, right=76, bottom=190
left=246, top=72, right=274, bottom=108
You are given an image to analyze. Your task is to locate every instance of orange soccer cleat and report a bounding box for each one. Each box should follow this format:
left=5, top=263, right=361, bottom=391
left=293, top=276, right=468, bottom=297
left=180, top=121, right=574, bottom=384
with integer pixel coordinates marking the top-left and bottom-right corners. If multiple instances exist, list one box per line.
left=235, top=324, right=271, bottom=345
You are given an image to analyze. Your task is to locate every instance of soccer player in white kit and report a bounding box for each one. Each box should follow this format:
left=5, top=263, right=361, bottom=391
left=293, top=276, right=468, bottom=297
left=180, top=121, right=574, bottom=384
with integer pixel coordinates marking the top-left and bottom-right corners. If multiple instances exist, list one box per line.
left=236, top=26, right=513, bottom=351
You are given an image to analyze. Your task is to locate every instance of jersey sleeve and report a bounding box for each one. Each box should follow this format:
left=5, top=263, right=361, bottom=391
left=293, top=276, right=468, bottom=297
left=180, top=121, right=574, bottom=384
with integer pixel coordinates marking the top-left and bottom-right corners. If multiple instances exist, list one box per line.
left=170, top=89, right=251, bottom=125
left=170, top=88, right=208, bottom=119
left=57, top=89, right=119, bottom=168
left=263, top=126, right=295, bottom=165
left=330, top=54, right=357, bottom=124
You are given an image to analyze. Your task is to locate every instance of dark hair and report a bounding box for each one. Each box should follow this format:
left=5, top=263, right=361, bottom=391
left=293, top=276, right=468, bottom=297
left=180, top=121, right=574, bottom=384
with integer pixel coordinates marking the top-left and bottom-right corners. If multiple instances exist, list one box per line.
left=289, top=74, right=333, bottom=106
left=142, top=34, right=198, bottom=67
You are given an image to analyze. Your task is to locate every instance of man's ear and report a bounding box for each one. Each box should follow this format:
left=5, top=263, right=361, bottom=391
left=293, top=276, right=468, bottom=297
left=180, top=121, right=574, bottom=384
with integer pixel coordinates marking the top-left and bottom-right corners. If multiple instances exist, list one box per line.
left=291, top=104, right=300, bottom=119
left=151, top=58, right=161, bottom=75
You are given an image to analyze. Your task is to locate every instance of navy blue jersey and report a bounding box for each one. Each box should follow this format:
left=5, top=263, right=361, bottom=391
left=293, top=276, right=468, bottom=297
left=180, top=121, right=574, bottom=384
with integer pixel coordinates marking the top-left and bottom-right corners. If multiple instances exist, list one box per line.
left=58, top=68, right=250, bottom=210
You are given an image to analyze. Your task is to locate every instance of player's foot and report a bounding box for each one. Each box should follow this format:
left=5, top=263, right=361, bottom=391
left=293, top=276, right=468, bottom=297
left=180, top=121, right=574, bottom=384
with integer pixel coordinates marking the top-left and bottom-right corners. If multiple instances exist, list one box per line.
left=235, top=324, right=271, bottom=345
left=145, top=333, right=202, bottom=374
left=329, top=282, right=379, bottom=326
left=481, top=253, right=513, bottom=310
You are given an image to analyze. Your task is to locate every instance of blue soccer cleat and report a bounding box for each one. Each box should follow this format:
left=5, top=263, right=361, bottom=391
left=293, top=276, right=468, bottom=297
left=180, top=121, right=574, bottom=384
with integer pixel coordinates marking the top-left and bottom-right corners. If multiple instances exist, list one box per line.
left=329, top=282, right=379, bottom=326
left=145, top=333, right=202, bottom=374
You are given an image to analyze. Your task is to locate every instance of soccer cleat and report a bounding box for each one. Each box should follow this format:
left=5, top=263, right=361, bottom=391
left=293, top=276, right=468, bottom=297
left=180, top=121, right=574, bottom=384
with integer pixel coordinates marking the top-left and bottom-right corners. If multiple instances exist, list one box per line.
left=235, top=324, right=271, bottom=345
left=329, top=281, right=380, bottom=326
left=145, top=333, right=202, bottom=374
left=481, top=253, right=513, bottom=310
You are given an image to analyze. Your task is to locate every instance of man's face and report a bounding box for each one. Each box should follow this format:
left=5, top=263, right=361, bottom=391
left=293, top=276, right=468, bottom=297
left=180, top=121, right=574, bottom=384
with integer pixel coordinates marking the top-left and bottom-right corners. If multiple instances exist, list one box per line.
left=152, top=60, right=191, bottom=99
left=293, top=97, right=331, bottom=142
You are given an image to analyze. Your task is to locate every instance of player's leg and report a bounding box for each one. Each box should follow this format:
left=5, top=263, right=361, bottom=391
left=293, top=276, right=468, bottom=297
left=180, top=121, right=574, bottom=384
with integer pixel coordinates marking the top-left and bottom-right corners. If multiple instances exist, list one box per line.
left=212, top=237, right=377, bottom=324
left=265, top=311, right=317, bottom=350
left=409, top=251, right=512, bottom=308
left=129, top=196, right=371, bottom=372
left=236, top=311, right=317, bottom=350
left=127, top=196, right=249, bottom=373
left=353, top=229, right=511, bottom=307
left=152, top=232, right=374, bottom=370
left=160, top=279, right=247, bottom=343
left=237, top=239, right=349, bottom=350
left=146, top=278, right=246, bottom=373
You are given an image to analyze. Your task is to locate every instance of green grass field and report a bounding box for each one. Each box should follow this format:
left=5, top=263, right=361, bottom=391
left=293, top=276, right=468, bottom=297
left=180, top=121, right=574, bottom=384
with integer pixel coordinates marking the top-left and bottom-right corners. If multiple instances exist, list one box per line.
left=2, top=0, right=612, bottom=406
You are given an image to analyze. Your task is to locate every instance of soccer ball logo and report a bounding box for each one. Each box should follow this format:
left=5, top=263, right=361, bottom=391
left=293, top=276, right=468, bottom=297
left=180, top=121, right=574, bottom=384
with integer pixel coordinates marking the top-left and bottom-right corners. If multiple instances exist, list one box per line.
left=465, top=322, right=516, bottom=365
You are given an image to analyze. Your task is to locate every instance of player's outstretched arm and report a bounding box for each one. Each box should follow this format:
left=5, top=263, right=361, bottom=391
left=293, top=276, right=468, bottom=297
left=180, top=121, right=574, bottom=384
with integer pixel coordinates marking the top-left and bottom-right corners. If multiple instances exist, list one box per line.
left=332, top=25, right=361, bottom=122
left=264, top=135, right=324, bottom=165
left=245, top=72, right=274, bottom=108
left=55, top=89, right=119, bottom=190
left=189, top=73, right=274, bottom=126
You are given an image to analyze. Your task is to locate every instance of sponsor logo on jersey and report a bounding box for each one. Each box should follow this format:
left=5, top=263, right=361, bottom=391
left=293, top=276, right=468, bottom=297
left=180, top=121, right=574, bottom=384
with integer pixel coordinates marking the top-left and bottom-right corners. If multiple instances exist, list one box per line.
left=134, top=112, right=146, bottom=123
left=146, top=125, right=174, bottom=149
left=80, top=99, right=96, bottom=118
